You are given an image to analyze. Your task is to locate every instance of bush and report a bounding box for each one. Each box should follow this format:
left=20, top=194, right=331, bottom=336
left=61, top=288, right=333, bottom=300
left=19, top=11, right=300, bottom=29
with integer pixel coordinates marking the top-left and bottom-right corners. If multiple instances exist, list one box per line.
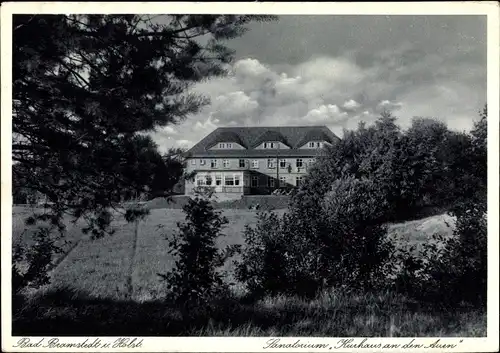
left=159, top=193, right=232, bottom=308
left=394, top=200, right=486, bottom=307
left=234, top=211, right=321, bottom=299
left=394, top=108, right=487, bottom=307
left=319, top=176, right=394, bottom=289
left=236, top=176, right=395, bottom=299
left=12, top=226, right=63, bottom=294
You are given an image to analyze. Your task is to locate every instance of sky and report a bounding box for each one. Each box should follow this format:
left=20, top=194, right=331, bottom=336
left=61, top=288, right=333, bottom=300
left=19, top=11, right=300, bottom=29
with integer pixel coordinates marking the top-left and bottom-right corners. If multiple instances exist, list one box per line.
left=150, top=15, right=487, bottom=153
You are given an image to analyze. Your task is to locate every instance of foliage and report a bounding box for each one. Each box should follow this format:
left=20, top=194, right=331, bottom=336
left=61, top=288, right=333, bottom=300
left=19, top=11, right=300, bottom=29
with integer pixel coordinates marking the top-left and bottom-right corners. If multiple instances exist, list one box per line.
left=235, top=211, right=320, bottom=299
left=12, top=227, right=64, bottom=294
left=284, top=106, right=488, bottom=305
left=393, top=108, right=487, bottom=306
left=159, top=196, right=232, bottom=308
left=293, top=110, right=482, bottom=222
left=13, top=13, right=274, bottom=231
left=12, top=14, right=274, bottom=291
left=236, top=176, right=394, bottom=298
left=319, top=176, right=395, bottom=289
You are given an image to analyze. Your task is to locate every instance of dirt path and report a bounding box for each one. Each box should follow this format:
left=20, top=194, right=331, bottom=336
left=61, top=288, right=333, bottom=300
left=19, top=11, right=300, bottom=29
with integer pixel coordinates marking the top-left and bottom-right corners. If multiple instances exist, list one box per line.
left=46, top=221, right=86, bottom=275
left=125, top=220, right=140, bottom=300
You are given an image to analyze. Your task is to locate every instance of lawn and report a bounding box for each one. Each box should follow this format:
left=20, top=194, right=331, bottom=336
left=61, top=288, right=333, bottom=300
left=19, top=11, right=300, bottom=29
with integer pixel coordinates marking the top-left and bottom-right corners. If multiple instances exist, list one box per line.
left=12, top=206, right=483, bottom=337
left=13, top=208, right=286, bottom=301
left=13, top=208, right=453, bottom=301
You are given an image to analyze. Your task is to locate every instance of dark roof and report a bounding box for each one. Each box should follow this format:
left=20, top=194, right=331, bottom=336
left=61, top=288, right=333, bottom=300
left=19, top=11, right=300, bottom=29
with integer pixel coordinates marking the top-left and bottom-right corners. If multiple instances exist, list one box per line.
left=252, top=130, right=290, bottom=148
left=204, top=130, right=246, bottom=149
left=296, top=129, right=335, bottom=148
left=187, top=126, right=340, bottom=157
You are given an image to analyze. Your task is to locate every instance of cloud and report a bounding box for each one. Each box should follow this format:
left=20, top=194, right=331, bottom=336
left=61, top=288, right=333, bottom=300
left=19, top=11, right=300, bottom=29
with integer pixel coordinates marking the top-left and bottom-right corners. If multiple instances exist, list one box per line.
left=176, top=139, right=193, bottom=148
left=150, top=45, right=485, bottom=151
left=162, top=126, right=177, bottom=135
left=376, top=100, right=404, bottom=112
left=233, top=58, right=271, bottom=78
left=303, top=104, right=348, bottom=124
left=342, top=99, right=361, bottom=111
left=194, top=116, right=218, bottom=132
left=212, top=91, right=259, bottom=120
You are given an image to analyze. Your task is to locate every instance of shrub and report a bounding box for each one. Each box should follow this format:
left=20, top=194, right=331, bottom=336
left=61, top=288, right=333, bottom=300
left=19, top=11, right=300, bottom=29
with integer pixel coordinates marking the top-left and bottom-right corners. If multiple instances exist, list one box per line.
left=319, top=176, right=394, bottom=290
left=394, top=108, right=487, bottom=307
left=12, top=226, right=63, bottom=294
left=236, top=176, right=395, bottom=299
left=394, top=200, right=486, bottom=307
left=159, top=193, right=231, bottom=308
left=234, top=211, right=321, bottom=299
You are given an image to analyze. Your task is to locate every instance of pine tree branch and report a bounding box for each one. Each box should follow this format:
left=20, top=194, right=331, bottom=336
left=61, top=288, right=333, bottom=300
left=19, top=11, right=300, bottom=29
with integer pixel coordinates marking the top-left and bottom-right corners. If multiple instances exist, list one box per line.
left=14, top=15, right=37, bottom=31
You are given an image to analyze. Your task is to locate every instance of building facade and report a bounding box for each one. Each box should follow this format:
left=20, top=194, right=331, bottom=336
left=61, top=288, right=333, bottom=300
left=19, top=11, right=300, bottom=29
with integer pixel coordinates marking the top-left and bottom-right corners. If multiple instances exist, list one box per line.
left=184, top=126, right=339, bottom=198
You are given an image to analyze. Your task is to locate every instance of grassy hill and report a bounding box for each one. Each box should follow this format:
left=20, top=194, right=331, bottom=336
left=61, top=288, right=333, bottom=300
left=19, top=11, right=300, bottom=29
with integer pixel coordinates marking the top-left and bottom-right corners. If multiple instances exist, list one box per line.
left=12, top=207, right=484, bottom=336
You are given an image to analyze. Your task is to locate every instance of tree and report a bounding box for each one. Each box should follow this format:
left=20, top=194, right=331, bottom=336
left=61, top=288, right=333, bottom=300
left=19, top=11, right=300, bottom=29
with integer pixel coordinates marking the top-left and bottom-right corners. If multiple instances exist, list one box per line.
left=292, top=111, right=406, bottom=220
left=159, top=191, right=230, bottom=309
left=12, top=14, right=276, bottom=289
left=399, top=117, right=449, bottom=208
left=394, top=107, right=488, bottom=306
left=13, top=14, right=275, bottom=232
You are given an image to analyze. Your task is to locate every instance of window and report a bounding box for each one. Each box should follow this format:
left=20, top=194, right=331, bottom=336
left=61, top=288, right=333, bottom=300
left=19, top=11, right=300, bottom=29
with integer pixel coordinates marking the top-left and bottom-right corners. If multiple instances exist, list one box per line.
left=223, top=160, right=230, bottom=168
left=225, top=175, right=234, bottom=186
left=308, top=158, right=316, bottom=166
left=267, top=159, right=276, bottom=169
left=279, top=176, right=287, bottom=187
left=234, top=175, right=241, bottom=186
left=308, top=141, right=315, bottom=148
left=191, top=159, right=196, bottom=165
left=200, top=159, right=206, bottom=166
left=279, top=159, right=287, bottom=168
left=264, top=142, right=276, bottom=149
left=227, top=143, right=233, bottom=149
left=296, top=159, right=303, bottom=168
left=196, top=176, right=205, bottom=186
left=251, top=176, right=259, bottom=187
left=215, top=175, right=222, bottom=186
left=251, top=160, right=259, bottom=169
left=219, top=143, right=225, bottom=149
left=317, top=142, right=322, bottom=148
left=267, top=177, right=275, bottom=188
left=205, top=175, right=212, bottom=186
left=211, top=159, right=218, bottom=168
left=239, top=159, right=246, bottom=168
left=296, top=176, right=303, bottom=187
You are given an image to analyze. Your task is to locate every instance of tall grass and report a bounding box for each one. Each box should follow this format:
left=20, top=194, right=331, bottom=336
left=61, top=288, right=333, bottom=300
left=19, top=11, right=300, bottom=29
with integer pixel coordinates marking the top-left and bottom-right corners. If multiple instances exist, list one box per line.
left=13, top=287, right=486, bottom=336
left=12, top=208, right=484, bottom=337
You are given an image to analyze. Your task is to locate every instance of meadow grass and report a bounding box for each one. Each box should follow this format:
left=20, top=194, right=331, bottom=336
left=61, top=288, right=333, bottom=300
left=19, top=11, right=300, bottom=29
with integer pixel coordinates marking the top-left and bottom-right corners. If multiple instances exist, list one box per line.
left=47, top=218, right=136, bottom=300
left=12, top=207, right=482, bottom=337
left=13, top=286, right=486, bottom=336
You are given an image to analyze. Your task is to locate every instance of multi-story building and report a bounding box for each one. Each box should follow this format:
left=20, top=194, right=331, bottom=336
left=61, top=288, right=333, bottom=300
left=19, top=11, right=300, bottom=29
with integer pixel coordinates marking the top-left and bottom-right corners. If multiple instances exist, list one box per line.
left=184, top=126, right=340, bottom=198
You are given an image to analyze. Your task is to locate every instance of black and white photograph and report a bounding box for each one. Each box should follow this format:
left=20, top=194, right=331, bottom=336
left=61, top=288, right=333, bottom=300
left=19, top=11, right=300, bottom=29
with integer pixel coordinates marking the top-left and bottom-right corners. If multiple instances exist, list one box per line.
left=1, top=2, right=499, bottom=352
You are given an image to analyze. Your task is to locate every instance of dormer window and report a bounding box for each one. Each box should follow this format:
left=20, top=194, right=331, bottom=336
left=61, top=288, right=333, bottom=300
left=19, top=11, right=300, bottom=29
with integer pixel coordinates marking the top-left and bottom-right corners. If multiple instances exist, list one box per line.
left=218, top=142, right=233, bottom=149
left=264, top=142, right=277, bottom=149
left=307, top=141, right=323, bottom=148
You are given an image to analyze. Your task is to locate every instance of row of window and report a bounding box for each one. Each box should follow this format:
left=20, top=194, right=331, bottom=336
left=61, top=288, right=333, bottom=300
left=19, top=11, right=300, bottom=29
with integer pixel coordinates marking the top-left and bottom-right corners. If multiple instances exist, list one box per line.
left=196, top=174, right=303, bottom=187
left=218, top=143, right=233, bottom=149
left=196, top=174, right=240, bottom=187
left=308, top=141, right=324, bottom=148
left=217, top=141, right=324, bottom=149
left=191, top=158, right=315, bottom=169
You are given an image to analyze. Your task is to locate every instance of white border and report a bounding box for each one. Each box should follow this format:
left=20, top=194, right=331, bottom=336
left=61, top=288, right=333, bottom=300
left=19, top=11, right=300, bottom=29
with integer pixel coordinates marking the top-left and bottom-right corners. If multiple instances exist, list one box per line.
left=1, top=2, right=499, bottom=352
